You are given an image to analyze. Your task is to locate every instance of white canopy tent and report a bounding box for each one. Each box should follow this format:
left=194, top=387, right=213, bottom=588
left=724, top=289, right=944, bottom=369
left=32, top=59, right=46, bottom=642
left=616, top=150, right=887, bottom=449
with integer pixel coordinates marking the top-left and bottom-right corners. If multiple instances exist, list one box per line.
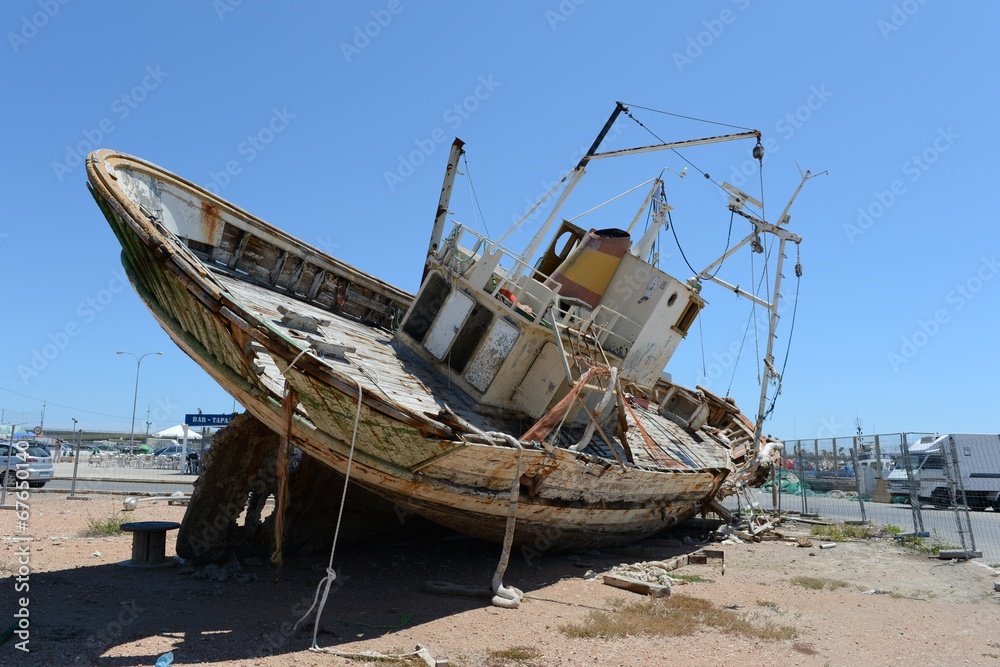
left=152, top=424, right=202, bottom=439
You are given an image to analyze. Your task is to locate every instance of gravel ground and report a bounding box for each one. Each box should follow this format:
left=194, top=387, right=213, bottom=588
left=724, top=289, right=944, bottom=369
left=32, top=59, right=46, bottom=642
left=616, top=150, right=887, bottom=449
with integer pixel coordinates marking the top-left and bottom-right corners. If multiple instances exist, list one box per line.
left=2, top=492, right=999, bottom=666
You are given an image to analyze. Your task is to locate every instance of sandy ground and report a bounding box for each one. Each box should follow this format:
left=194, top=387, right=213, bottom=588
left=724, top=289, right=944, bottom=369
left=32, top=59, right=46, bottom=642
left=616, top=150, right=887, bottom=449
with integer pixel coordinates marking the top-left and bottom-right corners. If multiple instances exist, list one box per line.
left=2, top=492, right=1000, bottom=667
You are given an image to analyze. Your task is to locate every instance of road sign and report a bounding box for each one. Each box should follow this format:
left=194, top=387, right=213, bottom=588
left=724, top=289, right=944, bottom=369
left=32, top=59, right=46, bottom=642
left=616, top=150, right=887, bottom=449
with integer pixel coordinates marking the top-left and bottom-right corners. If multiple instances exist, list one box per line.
left=184, top=413, right=235, bottom=427
left=33, top=426, right=42, bottom=435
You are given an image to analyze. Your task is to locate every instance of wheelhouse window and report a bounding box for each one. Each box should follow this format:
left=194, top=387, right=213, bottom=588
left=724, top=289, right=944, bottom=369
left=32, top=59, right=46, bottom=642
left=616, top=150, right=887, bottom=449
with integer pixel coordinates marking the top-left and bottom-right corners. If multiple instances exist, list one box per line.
left=448, top=303, right=494, bottom=373
left=672, top=299, right=701, bottom=336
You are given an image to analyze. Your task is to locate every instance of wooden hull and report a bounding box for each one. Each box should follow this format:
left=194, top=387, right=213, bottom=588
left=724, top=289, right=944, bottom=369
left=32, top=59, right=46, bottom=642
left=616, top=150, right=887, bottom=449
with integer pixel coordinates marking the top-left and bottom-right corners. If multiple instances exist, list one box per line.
left=86, top=149, right=772, bottom=550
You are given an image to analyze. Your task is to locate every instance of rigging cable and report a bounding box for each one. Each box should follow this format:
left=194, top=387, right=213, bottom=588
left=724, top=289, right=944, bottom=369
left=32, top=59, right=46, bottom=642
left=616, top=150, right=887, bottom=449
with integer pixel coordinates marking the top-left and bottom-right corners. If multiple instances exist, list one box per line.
left=621, top=106, right=753, bottom=197
left=666, top=207, right=739, bottom=280
left=620, top=103, right=755, bottom=131
left=666, top=209, right=699, bottom=276
left=726, top=305, right=758, bottom=397
left=763, top=245, right=802, bottom=420
left=698, top=316, right=706, bottom=379
left=758, top=156, right=767, bottom=235
left=705, top=210, right=736, bottom=280
left=462, top=153, right=491, bottom=240
left=749, top=248, right=761, bottom=383
left=643, top=196, right=653, bottom=263
left=750, top=209, right=778, bottom=385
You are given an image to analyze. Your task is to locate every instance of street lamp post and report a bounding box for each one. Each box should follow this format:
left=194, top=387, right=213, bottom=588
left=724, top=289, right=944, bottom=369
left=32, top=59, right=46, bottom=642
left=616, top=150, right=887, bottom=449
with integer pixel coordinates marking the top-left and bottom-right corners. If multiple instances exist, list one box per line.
left=117, top=351, right=163, bottom=453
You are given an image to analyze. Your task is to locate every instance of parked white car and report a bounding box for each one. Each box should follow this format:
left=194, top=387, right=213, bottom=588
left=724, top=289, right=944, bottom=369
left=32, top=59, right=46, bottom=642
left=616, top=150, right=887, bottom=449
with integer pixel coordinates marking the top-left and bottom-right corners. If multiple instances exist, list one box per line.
left=0, top=440, right=54, bottom=488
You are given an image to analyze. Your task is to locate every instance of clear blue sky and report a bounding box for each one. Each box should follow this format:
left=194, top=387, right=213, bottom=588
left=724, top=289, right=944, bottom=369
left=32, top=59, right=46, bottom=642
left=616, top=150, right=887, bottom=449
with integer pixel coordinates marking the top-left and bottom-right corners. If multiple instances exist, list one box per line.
left=2, top=2, right=997, bottom=442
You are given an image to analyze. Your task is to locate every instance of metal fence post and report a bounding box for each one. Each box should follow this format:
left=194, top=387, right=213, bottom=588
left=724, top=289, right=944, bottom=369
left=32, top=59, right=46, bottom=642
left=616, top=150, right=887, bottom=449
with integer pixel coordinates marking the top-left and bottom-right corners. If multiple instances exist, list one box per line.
left=850, top=443, right=867, bottom=524
left=797, top=440, right=809, bottom=515
left=943, top=435, right=976, bottom=556
left=813, top=439, right=819, bottom=478
left=67, top=440, right=89, bottom=501
left=874, top=434, right=883, bottom=477
left=771, top=461, right=780, bottom=515
left=900, top=435, right=924, bottom=535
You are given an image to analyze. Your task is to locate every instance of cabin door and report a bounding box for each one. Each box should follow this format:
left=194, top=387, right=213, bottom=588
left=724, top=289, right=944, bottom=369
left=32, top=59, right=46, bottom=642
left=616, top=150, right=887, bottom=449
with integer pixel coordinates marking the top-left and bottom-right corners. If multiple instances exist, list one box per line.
left=512, top=342, right=564, bottom=418
left=424, top=290, right=475, bottom=360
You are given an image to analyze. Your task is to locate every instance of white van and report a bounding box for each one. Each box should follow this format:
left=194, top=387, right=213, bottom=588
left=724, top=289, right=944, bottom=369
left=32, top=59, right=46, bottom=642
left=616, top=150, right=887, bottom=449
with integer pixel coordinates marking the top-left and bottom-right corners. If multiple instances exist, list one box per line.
left=886, top=434, right=1000, bottom=510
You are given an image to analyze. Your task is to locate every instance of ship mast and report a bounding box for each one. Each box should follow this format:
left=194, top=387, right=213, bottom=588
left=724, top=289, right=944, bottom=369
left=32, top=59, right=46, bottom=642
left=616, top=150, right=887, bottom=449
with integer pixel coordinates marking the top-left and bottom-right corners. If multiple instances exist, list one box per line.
left=497, top=102, right=761, bottom=279
left=697, top=168, right=822, bottom=448
left=425, top=138, right=465, bottom=280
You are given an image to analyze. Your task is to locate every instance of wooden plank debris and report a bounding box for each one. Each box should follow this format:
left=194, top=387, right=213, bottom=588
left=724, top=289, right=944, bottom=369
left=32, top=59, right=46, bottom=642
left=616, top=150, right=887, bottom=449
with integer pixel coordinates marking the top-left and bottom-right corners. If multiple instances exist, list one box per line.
left=416, top=644, right=450, bottom=667
left=937, top=550, right=982, bottom=560
left=602, top=573, right=670, bottom=597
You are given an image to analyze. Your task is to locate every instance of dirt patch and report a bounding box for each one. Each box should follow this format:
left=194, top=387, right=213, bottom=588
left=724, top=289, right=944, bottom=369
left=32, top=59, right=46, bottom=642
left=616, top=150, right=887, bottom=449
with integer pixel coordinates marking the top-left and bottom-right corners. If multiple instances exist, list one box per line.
left=2, top=493, right=999, bottom=666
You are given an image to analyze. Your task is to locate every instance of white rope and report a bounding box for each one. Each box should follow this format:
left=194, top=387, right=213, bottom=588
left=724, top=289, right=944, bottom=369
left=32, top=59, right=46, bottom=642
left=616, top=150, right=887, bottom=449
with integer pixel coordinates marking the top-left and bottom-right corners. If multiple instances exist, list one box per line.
left=485, top=432, right=524, bottom=609
left=292, top=374, right=363, bottom=648
left=421, top=432, right=524, bottom=609
left=282, top=345, right=312, bottom=375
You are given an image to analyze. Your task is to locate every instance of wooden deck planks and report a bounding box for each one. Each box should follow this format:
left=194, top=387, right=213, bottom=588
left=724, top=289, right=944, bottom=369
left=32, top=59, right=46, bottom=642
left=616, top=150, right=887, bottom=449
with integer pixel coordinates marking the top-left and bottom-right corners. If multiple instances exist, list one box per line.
left=216, top=273, right=731, bottom=478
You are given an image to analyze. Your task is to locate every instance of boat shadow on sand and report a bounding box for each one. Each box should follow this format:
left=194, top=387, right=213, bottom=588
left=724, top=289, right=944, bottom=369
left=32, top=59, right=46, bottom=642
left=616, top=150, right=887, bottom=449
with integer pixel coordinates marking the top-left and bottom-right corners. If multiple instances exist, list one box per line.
left=13, top=520, right=720, bottom=665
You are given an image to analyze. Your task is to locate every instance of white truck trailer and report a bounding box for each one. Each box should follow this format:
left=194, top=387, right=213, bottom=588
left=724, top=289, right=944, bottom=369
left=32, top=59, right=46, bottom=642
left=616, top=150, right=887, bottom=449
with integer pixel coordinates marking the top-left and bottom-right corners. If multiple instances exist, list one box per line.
left=886, top=433, right=1000, bottom=510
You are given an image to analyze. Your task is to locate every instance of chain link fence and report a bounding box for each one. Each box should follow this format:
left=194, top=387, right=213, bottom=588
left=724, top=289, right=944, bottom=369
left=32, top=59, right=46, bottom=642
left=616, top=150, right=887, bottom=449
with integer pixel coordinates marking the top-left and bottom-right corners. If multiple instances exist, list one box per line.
left=726, top=432, right=1000, bottom=566
left=2, top=428, right=212, bottom=509
left=9, top=423, right=999, bottom=566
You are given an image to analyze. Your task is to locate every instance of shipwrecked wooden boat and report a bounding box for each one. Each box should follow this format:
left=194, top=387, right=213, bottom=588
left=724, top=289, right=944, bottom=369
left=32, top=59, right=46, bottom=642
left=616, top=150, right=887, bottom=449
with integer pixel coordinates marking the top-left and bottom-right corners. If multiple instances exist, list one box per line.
left=86, top=102, right=811, bottom=550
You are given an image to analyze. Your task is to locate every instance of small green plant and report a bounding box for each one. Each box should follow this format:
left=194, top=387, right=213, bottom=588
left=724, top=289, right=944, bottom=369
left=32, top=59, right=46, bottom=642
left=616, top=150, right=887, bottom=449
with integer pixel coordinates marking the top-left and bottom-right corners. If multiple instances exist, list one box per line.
left=810, top=523, right=877, bottom=541
left=671, top=573, right=711, bottom=583
left=893, top=533, right=960, bottom=555
left=791, top=576, right=849, bottom=591
left=560, top=595, right=796, bottom=640
left=882, top=524, right=904, bottom=535
left=486, top=646, right=542, bottom=666
left=84, top=512, right=125, bottom=536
